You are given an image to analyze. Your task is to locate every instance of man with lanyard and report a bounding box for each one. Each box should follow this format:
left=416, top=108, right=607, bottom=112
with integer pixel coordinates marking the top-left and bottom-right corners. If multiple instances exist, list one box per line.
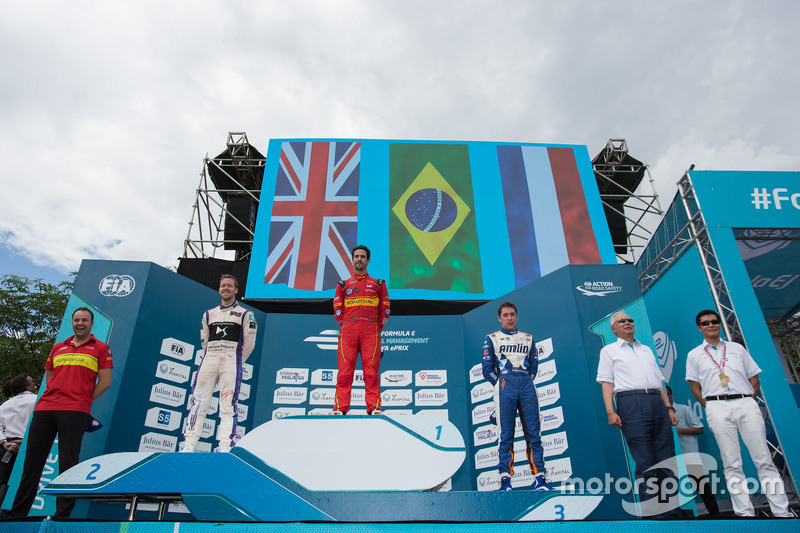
left=686, top=309, right=791, bottom=517
left=596, top=311, right=678, bottom=517
left=482, top=302, right=551, bottom=491
left=3, top=307, right=112, bottom=519
left=332, top=245, right=390, bottom=415
left=182, top=274, right=257, bottom=453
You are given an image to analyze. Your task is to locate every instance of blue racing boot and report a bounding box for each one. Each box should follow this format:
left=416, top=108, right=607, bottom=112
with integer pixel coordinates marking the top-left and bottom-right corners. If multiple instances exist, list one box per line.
left=498, top=476, right=513, bottom=492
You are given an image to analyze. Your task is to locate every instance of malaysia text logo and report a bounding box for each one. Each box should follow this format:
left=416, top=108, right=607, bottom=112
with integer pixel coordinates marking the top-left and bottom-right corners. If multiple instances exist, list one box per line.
left=99, top=274, right=135, bottom=297
left=303, top=330, right=339, bottom=351
left=144, top=407, right=182, bottom=432
left=653, top=331, right=677, bottom=382
left=473, top=425, right=498, bottom=446
left=276, top=368, right=309, bottom=385
left=160, top=338, right=194, bottom=362
left=576, top=281, right=623, bottom=297
left=156, top=360, right=191, bottom=384
left=468, top=363, right=483, bottom=384
left=149, top=382, right=186, bottom=408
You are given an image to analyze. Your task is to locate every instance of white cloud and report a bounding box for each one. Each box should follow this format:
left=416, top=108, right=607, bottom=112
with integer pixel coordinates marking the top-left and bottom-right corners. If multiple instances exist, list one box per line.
left=0, top=0, right=798, bottom=273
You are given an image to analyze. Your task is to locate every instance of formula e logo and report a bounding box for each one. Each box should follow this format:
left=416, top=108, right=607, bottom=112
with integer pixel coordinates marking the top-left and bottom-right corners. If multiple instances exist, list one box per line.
left=303, top=330, right=339, bottom=351
left=653, top=331, right=676, bottom=382
left=99, top=274, right=135, bottom=297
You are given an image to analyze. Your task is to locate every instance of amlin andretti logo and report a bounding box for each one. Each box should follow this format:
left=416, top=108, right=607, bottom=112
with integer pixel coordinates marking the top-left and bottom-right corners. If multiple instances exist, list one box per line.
left=576, top=280, right=622, bottom=297
left=99, top=274, right=135, bottom=297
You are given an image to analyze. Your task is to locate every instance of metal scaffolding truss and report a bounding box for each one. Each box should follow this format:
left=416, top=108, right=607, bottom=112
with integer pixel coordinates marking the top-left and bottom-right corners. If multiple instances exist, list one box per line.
left=593, top=139, right=664, bottom=264
left=637, top=171, right=796, bottom=505
left=183, top=132, right=265, bottom=261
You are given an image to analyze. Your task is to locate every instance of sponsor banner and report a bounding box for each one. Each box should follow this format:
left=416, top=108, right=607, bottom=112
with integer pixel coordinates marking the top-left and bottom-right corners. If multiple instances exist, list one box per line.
left=381, top=370, right=413, bottom=387
left=380, top=330, right=432, bottom=353
left=414, top=408, right=449, bottom=420
left=156, top=360, right=191, bottom=384
left=537, top=382, right=560, bottom=407
left=386, top=409, right=415, bottom=416
left=540, top=405, right=565, bottom=432
left=472, top=402, right=495, bottom=425
left=160, top=337, right=194, bottom=362
left=576, top=280, right=623, bottom=297
left=536, top=338, right=554, bottom=361
left=200, top=419, right=215, bottom=439
left=545, top=456, right=573, bottom=482
left=533, top=359, right=557, bottom=385
left=350, top=388, right=366, bottom=406
left=415, top=370, right=447, bottom=387
left=149, top=382, right=186, bottom=408
left=187, top=394, right=218, bottom=415
left=144, top=407, right=182, bottom=432
left=236, top=403, right=249, bottom=423
left=510, top=465, right=535, bottom=488
left=235, top=426, right=246, bottom=440
left=273, top=387, right=308, bottom=405
left=473, top=424, right=499, bottom=447
left=380, top=389, right=413, bottom=407
left=475, top=447, right=498, bottom=470
left=194, top=349, right=204, bottom=365
left=311, top=369, right=337, bottom=386
left=471, top=382, right=494, bottom=404
left=239, top=382, right=251, bottom=401
left=414, top=388, right=448, bottom=407
left=476, top=470, right=500, bottom=492
left=353, top=370, right=365, bottom=387
left=195, top=441, right=213, bottom=453
left=138, top=432, right=178, bottom=453
left=542, top=430, right=568, bottom=457
left=309, top=388, right=336, bottom=405
left=308, top=407, right=336, bottom=416
left=242, top=363, right=253, bottom=381
left=276, top=368, right=310, bottom=385
left=468, top=363, right=483, bottom=384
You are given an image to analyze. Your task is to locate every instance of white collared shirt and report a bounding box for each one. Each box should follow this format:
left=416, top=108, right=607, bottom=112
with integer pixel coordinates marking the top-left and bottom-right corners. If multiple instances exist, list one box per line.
left=0, top=391, right=37, bottom=440
left=596, top=337, right=665, bottom=391
left=685, top=339, right=760, bottom=397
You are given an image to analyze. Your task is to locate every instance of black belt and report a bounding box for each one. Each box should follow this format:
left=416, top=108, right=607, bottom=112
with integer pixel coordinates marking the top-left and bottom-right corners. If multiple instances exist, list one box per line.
left=615, top=388, right=660, bottom=398
left=705, top=394, right=748, bottom=401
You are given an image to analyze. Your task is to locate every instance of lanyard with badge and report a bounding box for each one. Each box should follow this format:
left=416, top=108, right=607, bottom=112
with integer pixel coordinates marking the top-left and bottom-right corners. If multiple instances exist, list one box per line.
left=704, top=343, right=729, bottom=389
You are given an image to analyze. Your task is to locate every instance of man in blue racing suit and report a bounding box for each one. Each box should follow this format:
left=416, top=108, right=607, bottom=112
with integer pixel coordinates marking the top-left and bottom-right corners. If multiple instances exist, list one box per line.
left=482, top=302, right=551, bottom=491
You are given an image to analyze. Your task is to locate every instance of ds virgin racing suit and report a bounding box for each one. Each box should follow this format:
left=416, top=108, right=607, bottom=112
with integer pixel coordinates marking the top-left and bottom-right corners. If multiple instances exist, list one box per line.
left=482, top=328, right=545, bottom=479
left=333, top=273, right=390, bottom=413
left=184, top=302, right=257, bottom=448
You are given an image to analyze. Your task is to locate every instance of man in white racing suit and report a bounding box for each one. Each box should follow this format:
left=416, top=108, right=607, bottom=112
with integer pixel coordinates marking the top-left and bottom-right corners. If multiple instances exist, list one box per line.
left=182, top=274, right=257, bottom=452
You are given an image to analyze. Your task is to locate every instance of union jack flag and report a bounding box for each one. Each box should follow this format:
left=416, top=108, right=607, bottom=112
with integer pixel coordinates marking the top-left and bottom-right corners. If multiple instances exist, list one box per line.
left=264, top=141, right=360, bottom=291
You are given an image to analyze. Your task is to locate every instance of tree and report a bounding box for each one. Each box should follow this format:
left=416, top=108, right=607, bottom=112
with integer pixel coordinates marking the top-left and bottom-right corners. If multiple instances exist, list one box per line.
left=0, top=274, right=73, bottom=395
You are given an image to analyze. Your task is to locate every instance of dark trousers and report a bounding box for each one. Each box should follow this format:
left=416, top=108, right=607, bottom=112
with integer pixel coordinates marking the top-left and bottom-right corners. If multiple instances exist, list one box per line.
left=6, top=410, right=89, bottom=518
left=617, top=393, right=677, bottom=516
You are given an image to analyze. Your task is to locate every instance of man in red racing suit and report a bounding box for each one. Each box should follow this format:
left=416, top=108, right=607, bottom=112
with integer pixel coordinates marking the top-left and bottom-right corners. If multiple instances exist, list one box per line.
left=333, top=245, right=390, bottom=414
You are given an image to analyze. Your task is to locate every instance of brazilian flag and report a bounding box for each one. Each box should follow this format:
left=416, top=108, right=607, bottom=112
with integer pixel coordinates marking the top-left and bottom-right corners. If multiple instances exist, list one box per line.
left=389, top=144, right=483, bottom=292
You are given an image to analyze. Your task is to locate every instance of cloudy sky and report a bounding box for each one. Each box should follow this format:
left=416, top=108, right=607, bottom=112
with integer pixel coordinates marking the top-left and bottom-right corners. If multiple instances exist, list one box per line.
left=1, top=0, right=798, bottom=284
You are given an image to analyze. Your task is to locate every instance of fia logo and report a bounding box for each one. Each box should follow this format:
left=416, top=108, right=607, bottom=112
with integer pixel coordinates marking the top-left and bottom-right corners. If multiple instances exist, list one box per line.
left=99, top=274, right=135, bottom=297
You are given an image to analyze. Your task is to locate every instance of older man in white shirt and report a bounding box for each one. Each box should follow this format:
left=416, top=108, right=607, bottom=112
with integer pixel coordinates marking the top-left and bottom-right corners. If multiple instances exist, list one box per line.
left=597, top=311, right=678, bottom=517
left=686, top=309, right=791, bottom=518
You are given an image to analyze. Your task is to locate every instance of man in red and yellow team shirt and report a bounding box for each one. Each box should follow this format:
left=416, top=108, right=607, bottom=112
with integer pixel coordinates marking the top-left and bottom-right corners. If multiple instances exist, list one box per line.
left=332, top=245, right=390, bottom=415
left=5, top=307, right=112, bottom=519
